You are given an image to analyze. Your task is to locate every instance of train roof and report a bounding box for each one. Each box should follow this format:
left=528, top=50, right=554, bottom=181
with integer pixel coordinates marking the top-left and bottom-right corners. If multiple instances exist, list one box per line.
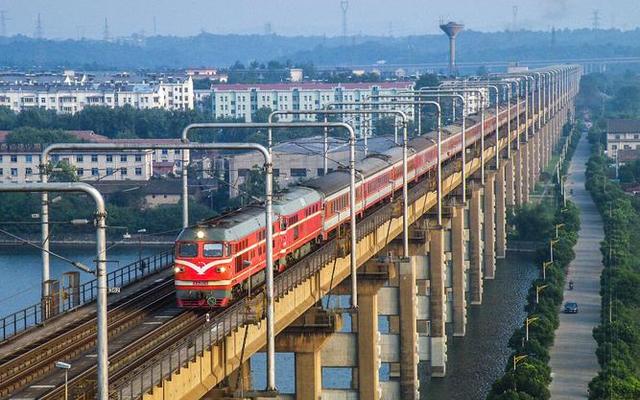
left=177, top=186, right=322, bottom=242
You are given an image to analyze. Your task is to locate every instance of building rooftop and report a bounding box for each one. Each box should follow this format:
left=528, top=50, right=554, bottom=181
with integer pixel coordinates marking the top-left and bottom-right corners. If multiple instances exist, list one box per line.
left=607, top=119, right=640, bottom=133
left=210, top=81, right=414, bottom=91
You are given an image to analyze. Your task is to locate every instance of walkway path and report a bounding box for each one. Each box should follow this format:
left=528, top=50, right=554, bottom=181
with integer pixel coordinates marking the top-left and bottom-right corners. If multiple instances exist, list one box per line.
left=549, top=132, right=603, bottom=399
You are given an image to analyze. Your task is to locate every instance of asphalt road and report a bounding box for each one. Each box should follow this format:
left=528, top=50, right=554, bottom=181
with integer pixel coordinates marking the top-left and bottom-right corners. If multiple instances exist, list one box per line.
left=548, top=132, right=603, bottom=399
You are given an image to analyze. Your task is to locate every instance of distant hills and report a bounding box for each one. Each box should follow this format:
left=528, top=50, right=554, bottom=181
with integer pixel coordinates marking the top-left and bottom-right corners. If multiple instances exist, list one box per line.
left=0, top=29, right=639, bottom=70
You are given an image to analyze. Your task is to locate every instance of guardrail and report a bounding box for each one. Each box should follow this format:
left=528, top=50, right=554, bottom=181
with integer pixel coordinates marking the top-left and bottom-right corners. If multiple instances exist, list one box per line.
left=0, top=251, right=174, bottom=342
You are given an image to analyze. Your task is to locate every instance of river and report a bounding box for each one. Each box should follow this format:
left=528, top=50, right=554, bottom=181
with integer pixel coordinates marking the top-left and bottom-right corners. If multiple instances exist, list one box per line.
left=423, top=252, right=538, bottom=400
left=0, top=244, right=170, bottom=317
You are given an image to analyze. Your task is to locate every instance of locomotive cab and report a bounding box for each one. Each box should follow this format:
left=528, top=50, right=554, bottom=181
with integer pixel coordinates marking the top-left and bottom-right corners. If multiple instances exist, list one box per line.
left=174, top=227, right=233, bottom=307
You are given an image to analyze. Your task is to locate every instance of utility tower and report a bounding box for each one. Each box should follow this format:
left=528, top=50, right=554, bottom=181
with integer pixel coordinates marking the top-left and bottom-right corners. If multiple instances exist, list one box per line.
left=592, top=10, right=600, bottom=30
left=0, top=11, right=7, bottom=37
left=340, top=0, right=349, bottom=40
left=103, top=17, right=110, bottom=41
left=34, top=13, right=43, bottom=39
left=440, top=21, right=464, bottom=77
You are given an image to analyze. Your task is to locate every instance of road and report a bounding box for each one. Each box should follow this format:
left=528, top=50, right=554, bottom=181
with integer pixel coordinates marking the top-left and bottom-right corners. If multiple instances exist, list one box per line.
left=548, top=132, right=603, bottom=399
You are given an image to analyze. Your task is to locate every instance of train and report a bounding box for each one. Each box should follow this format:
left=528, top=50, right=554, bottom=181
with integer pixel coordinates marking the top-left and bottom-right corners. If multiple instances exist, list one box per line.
left=173, top=101, right=523, bottom=308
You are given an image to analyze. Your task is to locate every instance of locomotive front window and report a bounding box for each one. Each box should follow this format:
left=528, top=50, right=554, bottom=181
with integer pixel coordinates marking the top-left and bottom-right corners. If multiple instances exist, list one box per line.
left=177, top=242, right=198, bottom=258
left=204, top=243, right=224, bottom=257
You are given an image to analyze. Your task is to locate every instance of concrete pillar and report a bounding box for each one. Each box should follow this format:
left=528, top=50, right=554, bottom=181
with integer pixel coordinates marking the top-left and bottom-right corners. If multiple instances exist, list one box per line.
left=505, top=158, right=515, bottom=208
left=514, top=148, right=523, bottom=207
left=495, top=164, right=507, bottom=259
left=227, top=359, right=252, bottom=395
left=451, top=205, right=466, bottom=336
left=521, top=141, right=530, bottom=203
left=429, top=226, right=446, bottom=377
left=468, top=183, right=483, bottom=305
left=399, top=259, right=419, bottom=399
left=358, top=288, right=380, bottom=400
left=483, top=172, right=496, bottom=279
left=296, top=351, right=322, bottom=400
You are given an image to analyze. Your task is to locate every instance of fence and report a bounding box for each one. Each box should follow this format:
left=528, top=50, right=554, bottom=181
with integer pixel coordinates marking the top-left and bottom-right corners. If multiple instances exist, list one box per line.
left=0, top=251, right=174, bottom=342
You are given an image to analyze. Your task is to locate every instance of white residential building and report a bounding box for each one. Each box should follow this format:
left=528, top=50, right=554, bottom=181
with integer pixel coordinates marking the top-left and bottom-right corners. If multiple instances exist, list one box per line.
left=0, top=131, right=188, bottom=184
left=439, top=81, right=490, bottom=115
left=606, top=119, right=640, bottom=157
left=203, top=82, right=415, bottom=134
left=0, top=77, right=193, bottom=114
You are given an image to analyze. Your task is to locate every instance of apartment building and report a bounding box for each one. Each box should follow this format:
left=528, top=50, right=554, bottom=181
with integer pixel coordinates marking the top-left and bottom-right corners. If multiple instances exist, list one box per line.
left=204, top=82, right=415, bottom=133
left=0, top=131, right=188, bottom=184
left=606, top=119, right=640, bottom=157
left=439, top=81, right=491, bottom=115
left=0, top=77, right=193, bottom=114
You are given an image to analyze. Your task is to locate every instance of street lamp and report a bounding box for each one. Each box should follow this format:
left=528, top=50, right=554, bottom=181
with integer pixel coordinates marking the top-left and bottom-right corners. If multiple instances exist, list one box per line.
left=554, top=223, right=565, bottom=239
left=525, top=316, right=539, bottom=342
left=55, top=361, right=71, bottom=400
left=550, top=239, right=559, bottom=263
left=542, top=260, right=553, bottom=281
left=137, top=228, right=147, bottom=266
left=536, top=283, right=549, bottom=304
left=513, top=354, right=528, bottom=371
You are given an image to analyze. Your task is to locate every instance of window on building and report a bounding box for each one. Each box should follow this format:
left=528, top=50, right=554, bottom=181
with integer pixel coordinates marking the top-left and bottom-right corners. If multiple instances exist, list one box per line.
left=161, top=149, right=169, bottom=155
left=120, top=155, right=128, bottom=162
left=77, top=168, right=84, bottom=176
left=76, top=155, right=84, bottom=162
left=616, top=134, right=621, bottom=139
left=10, top=168, right=18, bottom=176
left=91, top=154, right=98, bottom=162
left=25, top=154, right=32, bottom=163
left=135, top=167, right=142, bottom=176
left=106, top=155, right=113, bottom=163
left=25, top=167, right=32, bottom=175
left=92, top=168, right=99, bottom=176
left=0, top=168, right=3, bottom=176
left=120, top=167, right=127, bottom=176
left=135, top=154, right=142, bottom=162
left=273, top=168, right=280, bottom=177
left=106, top=167, right=114, bottom=176
left=612, top=145, right=617, bottom=150
left=290, top=168, right=307, bottom=177
left=10, top=155, right=17, bottom=163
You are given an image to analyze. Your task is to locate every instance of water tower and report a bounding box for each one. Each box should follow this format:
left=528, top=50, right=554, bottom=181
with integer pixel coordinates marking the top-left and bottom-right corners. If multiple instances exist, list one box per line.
left=440, top=21, right=464, bottom=76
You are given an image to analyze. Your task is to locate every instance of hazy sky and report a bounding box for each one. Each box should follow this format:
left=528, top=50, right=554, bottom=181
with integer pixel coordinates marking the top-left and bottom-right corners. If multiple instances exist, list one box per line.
left=1, top=0, right=638, bottom=39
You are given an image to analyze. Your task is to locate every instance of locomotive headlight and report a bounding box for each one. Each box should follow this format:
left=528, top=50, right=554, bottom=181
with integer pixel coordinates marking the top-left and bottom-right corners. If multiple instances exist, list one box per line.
left=196, top=230, right=205, bottom=239
left=216, top=266, right=227, bottom=273
left=174, top=266, right=184, bottom=273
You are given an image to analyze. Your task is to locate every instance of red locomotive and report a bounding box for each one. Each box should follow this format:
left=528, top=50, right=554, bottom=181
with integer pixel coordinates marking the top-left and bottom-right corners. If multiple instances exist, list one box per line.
left=174, top=103, right=521, bottom=307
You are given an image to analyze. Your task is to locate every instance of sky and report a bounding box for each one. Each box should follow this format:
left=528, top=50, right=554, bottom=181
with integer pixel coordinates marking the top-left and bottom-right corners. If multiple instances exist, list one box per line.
left=1, top=0, right=638, bottom=39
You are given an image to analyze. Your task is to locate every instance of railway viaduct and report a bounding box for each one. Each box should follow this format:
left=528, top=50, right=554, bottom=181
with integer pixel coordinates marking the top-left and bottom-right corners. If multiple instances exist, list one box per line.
left=0, top=65, right=581, bottom=400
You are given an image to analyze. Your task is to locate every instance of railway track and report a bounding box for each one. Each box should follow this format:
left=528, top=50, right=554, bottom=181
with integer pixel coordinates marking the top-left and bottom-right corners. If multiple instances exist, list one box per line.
left=0, top=279, right=175, bottom=399
left=40, top=309, right=205, bottom=400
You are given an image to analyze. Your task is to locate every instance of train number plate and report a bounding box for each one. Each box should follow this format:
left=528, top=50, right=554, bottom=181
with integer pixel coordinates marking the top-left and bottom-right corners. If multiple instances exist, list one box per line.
left=192, top=281, right=207, bottom=286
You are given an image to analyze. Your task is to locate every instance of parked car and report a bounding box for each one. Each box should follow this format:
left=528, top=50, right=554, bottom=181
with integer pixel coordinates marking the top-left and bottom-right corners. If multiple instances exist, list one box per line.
left=564, top=302, right=579, bottom=313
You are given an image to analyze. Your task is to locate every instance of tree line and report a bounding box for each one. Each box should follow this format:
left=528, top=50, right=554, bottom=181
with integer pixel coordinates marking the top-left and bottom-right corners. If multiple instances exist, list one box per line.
left=487, top=123, right=582, bottom=400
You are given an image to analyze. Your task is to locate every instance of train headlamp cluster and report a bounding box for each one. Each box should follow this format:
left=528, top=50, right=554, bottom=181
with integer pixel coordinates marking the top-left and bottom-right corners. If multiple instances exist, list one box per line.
left=174, top=266, right=184, bottom=273
left=196, top=230, right=205, bottom=239
left=217, top=266, right=227, bottom=273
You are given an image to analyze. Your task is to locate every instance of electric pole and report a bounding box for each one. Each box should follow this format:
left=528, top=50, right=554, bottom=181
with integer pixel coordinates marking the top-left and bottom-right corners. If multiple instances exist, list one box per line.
left=340, top=0, right=349, bottom=40
left=35, top=13, right=43, bottom=39
left=0, top=11, right=7, bottom=37
left=103, top=17, right=110, bottom=41
left=592, top=9, right=600, bottom=30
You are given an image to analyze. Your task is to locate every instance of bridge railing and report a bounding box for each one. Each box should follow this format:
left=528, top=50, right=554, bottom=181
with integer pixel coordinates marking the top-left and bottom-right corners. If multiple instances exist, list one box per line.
left=108, top=158, right=466, bottom=399
left=0, top=250, right=173, bottom=343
